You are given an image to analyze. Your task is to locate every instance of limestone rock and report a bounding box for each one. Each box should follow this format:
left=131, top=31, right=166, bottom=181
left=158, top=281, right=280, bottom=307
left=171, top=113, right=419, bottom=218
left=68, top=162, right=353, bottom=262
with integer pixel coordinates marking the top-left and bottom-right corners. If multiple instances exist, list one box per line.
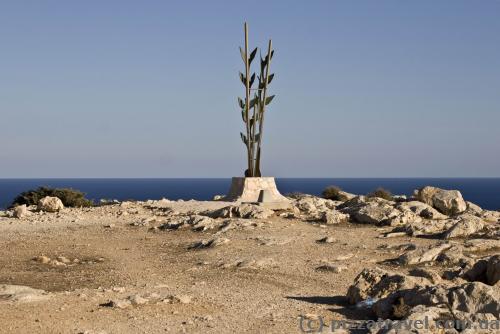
left=435, top=245, right=471, bottom=266
left=343, top=200, right=400, bottom=225
left=128, top=294, right=149, bottom=306
left=105, top=299, right=132, bottom=309
left=206, top=204, right=273, bottom=219
left=164, top=294, right=192, bottom=304
left=346, top=267, right=426, bottom=305
left=404, top=218, right=454, bottom=237
left=294, top=196, right=337, bottom=214
left=415, top=186, right=467, bottom=215
left=188, top=215, right=217, bottom=231
left=316, top=236, right=336, bottom=244
left=321, top=210, right=349, bottom=225
left=463, top=239, right=500, bottom=252
left=189, top=237, right=229, bottom=250
left=443, top=214, right=486, bottom=239
left=13, top=205, right=28, bottom=218
left=315, top=264, right=346, bottom=273
left=486, top=255, right=500, bottom=285
left=466, top=201, right=483, bottom=216
left=408, top=268, right=442, bottom=284
left=462, top=259, right=489, bottom=283
left=396, top=201, right=448, bottom=220
left=397, top=242, right=453, bottom=265
left=37, top=196, right=64, bottom=212
left=0, top=284, right=49, bottom=302
left=385, top=210, right=422, bottom=227
left=481, top=210, right=500, bottom=223
left=448, top=282, right=500, bottom=315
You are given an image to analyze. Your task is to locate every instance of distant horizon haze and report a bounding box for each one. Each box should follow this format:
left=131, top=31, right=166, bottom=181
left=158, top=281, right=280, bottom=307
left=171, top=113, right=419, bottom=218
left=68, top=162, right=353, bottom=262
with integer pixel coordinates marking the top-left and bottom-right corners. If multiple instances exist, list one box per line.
left=1, top=1, right=499, bottom=178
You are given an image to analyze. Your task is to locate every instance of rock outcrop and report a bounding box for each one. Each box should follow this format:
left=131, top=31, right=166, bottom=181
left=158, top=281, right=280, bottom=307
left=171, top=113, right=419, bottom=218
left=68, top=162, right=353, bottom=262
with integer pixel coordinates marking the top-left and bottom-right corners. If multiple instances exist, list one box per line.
left=37, top=196, right=64, bottom=212
left=415, top=186, right=467, bottom=216
left=347, top=267, right=500, bottom=329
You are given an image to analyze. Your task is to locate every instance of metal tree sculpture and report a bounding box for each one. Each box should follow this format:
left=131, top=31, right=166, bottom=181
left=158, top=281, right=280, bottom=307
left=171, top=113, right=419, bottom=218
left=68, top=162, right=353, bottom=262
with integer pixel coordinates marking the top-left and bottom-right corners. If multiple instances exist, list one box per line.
left=238, top=22, right=275, bottom=177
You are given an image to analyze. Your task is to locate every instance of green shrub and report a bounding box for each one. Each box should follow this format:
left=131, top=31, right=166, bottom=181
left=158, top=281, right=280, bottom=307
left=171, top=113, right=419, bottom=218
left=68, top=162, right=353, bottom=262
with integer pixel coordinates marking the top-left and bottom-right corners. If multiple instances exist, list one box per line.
left=367, top=187, right=393, bottom=201
left=322, top=186, right=348, bottom=201
left=10, top=186, right=94, bottom=208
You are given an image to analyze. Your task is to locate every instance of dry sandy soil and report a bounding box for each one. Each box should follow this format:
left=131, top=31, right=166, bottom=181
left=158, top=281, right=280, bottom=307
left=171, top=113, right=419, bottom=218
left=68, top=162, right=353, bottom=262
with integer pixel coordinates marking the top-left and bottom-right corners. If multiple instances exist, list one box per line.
left=0, top=198, right=496, bottom=334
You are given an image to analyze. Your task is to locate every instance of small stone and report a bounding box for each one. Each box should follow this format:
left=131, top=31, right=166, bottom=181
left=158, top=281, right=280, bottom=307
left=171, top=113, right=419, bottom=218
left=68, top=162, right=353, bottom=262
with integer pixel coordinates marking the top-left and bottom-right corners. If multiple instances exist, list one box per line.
left=56, top=256, right=71, bottom=264
left=128, top=294, right=149, bottom=305
left=335, top=253, right=355, bottom=261
left=50, top=260, right=66, bottom=267
left=33, top=256, right=51, bottom=264
left=108, top=299, right=132, bottom=309
left=189, top=237, right=229, bottom=250
left=316, top=264, right=346, bottom=273
left=165, top=295, right=192, bottom=304
left=316, top=236, right=336, bottom=243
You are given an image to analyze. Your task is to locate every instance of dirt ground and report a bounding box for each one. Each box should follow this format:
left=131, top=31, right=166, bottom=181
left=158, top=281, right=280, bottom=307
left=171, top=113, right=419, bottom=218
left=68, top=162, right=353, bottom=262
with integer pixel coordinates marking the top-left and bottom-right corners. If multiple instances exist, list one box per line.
left=0, top=200, right=440, bottom=334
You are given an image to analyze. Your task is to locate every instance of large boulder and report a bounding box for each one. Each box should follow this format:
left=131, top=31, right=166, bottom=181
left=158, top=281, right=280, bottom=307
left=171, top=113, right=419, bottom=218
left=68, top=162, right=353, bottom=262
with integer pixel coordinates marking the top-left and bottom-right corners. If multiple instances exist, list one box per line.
left=415, top=186, right=467, bottom=216
left=37, top=196, right=64, bottom=212
left=12, top=205, right=28, bottom=218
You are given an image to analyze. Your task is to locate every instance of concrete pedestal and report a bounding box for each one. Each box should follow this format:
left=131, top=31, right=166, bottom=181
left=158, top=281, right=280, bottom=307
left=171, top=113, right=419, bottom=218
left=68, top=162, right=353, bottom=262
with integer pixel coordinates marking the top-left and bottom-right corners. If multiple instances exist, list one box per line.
left=224, top=177, right=290, bottom=209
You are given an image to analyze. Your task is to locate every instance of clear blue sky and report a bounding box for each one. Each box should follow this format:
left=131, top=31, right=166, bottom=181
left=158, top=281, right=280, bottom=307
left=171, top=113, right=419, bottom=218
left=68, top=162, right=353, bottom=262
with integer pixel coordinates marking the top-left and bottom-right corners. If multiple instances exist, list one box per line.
left=1, top=1, right=499, bottom=177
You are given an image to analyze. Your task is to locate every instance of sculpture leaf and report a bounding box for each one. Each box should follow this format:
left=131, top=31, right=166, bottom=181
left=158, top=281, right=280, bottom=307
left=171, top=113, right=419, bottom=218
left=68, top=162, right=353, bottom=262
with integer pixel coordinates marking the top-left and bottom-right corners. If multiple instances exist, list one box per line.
left=239, top=72, right=246, bottom=86
left=240, top=132, right=248, bottom=145
left=239, top=47, right=246, bottom=63
left=265, top=95, right=275, bottom=105
left=248, top=47, right=258, bottom=65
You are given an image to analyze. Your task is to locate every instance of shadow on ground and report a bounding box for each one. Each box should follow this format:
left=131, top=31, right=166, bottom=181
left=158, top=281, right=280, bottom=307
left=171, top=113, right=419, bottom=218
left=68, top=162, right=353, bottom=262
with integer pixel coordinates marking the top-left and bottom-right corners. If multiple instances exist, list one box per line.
left=287, top=295, right=377, bottom=333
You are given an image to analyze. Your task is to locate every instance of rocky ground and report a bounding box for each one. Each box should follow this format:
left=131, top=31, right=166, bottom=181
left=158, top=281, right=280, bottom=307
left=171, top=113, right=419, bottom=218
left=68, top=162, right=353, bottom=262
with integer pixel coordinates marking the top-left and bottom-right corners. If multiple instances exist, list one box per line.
left=0, top=186, right=499, bottom=333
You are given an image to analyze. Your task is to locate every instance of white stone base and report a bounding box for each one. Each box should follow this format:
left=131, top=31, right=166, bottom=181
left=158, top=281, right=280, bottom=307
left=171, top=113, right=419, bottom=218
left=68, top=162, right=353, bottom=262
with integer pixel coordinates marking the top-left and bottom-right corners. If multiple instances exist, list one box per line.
left=224, top=177, right=290, bottom=205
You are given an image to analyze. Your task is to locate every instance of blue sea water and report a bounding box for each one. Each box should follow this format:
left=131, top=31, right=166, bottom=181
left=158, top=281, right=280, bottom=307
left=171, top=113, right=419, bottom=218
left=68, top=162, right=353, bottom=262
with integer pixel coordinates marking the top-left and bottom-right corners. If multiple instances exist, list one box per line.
left=0, top=178, right=499, bottom=210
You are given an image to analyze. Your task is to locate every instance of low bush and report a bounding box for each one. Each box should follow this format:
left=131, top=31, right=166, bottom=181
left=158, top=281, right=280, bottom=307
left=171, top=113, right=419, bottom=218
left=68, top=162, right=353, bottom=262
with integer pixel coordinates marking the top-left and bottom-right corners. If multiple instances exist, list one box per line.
left=367, top=187, right=393, bottom=201
left=322, top=186, right=349, bottom=201
left=10, top=186, right=94, bottom=208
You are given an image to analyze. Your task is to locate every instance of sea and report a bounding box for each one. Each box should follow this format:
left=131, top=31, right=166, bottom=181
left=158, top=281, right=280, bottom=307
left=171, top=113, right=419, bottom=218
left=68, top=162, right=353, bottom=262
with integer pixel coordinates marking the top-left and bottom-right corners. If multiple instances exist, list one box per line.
left=0, top=178, right=499, bottom=210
